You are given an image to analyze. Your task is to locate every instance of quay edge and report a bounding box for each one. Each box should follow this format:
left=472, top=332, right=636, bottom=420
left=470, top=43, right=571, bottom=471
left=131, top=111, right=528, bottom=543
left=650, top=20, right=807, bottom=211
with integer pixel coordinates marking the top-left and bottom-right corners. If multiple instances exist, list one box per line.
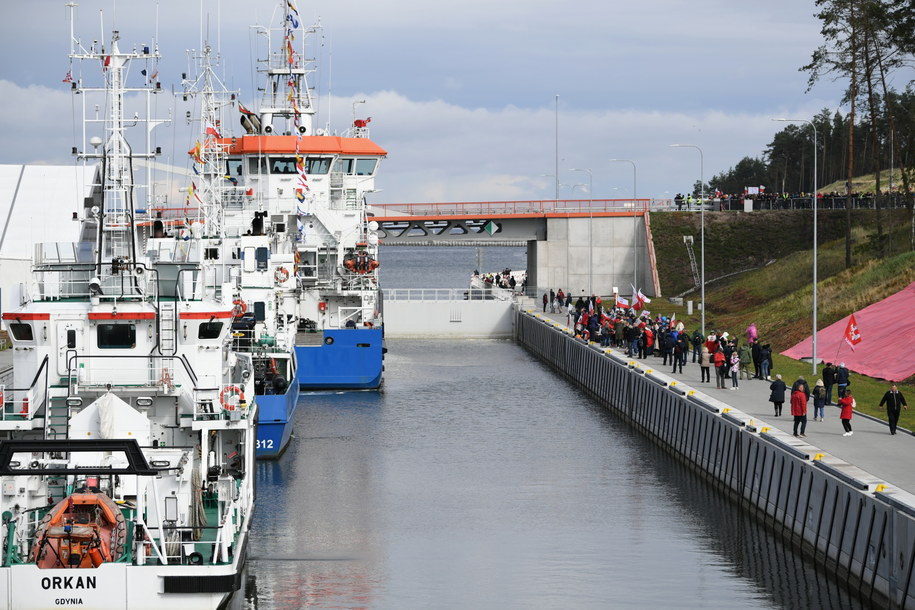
left=514, top=306, right=915, bottom=609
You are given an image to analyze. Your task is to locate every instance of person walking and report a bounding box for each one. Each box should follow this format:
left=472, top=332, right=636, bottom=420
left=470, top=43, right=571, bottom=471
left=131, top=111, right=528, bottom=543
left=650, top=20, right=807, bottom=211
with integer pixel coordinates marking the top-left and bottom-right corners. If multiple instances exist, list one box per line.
left=838, top=390, right=855, bottom=436
left=543, top=291, right=550, bottom=312
left=812, top=379, right=827, bottom=421
left=699, top=346, right=711, bottom=383
left=878, top=384, right=908, bottom=435
left=769, top=374, right=786, bottom=416
left=790, top=376, right=810, bottom=437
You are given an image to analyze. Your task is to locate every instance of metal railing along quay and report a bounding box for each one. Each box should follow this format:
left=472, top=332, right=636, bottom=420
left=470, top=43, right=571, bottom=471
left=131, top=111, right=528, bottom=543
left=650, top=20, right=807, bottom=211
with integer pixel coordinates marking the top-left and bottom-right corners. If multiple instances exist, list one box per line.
left=515, top=306, right=915, bottom=608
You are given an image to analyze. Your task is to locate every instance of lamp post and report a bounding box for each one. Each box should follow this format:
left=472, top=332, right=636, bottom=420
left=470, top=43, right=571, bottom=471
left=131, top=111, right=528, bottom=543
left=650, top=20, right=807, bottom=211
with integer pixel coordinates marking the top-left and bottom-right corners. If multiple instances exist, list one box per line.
left=570, top=168, right=593, bottom=295
left=609, top=159, right=637, bottom=291
left=670, top=144, right=705, bottom=336
left=774, top=118, right=818, bottom=375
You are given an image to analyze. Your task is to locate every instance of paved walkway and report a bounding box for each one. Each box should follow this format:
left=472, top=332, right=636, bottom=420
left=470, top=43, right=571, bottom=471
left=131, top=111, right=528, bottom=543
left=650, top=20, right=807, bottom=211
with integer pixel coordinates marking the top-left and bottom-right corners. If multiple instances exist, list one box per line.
left=527, top=303, right=915, bottom=496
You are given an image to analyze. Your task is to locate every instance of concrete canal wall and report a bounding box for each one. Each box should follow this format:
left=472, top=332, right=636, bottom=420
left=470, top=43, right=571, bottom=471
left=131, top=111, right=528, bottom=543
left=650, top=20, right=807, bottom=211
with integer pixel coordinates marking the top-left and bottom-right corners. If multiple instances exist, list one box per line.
left=514, top=308, right=915, bottom=609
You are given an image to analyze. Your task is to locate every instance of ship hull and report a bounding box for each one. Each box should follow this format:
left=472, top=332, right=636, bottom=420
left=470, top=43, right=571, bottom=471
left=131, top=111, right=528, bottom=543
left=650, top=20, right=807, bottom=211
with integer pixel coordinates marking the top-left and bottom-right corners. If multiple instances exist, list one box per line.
left=294, top=328, right=384, bottom=390
left=255, top=381, right=300, bottom=459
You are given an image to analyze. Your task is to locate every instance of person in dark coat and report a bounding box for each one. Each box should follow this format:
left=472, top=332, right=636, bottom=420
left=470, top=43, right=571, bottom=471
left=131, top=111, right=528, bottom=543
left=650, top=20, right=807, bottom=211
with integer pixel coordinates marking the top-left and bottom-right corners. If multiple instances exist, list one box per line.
left=835, top=363, right=850, bottom=399
left=822, top=363, right=836, bottom=405
left=751, top=340, right=762, bottom=378
left=878, top=384, right=908, bottom=435
left=790, top=376, right=810, bottom=437
left=759, top=343, right=773, bottom=380
left=768, top=374, right=787, bottom=416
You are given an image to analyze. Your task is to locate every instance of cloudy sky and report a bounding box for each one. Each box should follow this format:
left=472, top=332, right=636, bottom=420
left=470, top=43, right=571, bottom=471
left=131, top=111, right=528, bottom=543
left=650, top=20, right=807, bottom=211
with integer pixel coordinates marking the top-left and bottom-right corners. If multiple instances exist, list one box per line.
left=0, top=0, right=858, bottom=203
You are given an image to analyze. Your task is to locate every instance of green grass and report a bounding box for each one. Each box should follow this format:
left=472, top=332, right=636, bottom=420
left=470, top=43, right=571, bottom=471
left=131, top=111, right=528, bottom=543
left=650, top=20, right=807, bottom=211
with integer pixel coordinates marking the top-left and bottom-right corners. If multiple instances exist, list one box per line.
left=647, top=206, right=915, bottom=429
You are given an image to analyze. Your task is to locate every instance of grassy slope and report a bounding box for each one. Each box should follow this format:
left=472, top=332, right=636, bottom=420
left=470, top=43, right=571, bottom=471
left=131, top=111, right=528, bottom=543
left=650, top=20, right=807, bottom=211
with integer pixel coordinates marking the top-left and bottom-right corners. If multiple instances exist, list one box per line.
left=649, top=207, right=915, bottom=428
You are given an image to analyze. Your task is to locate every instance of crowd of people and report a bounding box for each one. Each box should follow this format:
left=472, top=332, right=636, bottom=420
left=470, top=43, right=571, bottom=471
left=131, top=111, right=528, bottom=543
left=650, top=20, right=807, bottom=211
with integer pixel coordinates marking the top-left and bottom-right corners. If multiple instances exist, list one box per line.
left=540, top=290, right=909, bottom=439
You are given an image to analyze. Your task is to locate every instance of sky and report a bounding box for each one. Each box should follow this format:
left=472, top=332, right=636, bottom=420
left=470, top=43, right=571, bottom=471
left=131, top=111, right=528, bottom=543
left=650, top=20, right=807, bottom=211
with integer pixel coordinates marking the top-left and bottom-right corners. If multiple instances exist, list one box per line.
left=0, top=0, right=867, bottom=204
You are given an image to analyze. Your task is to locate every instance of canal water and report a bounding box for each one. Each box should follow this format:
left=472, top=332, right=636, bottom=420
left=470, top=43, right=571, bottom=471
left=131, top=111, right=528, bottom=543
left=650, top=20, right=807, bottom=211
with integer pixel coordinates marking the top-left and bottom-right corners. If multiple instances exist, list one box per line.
left=245, top=248, right=869, bottom=609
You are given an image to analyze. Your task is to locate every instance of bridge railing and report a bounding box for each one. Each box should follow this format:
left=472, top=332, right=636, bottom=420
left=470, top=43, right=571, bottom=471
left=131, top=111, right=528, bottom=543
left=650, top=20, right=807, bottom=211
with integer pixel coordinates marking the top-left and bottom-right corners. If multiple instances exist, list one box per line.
left=384, top=288, right=519, bottom=302
left=372, top=199, right=653, bottom=217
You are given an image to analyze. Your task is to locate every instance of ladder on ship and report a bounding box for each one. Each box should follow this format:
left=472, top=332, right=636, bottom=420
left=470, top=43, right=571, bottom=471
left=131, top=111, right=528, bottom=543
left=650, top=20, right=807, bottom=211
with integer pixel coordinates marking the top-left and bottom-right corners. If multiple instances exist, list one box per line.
left=157, top=301, right=178, bottom=391
left=683, top=236, right=700, bottom=288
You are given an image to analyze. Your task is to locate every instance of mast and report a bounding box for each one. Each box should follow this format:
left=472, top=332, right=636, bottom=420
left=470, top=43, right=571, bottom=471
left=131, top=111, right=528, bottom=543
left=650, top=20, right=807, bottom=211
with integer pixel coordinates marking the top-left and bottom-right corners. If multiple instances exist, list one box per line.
left=68, top=16, right=167, bottom=281
left=182, top=43, right=237, bottom=238
left=254, top=1, right=320, bottom=136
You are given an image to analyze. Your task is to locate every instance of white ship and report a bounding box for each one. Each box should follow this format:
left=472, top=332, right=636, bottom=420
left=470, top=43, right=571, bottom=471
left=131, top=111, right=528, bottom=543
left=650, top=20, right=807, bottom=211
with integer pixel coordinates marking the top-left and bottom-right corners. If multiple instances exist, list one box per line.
left=220, top=1, right=387, bottom=390
left=0, top=17, right=255, bottom=609
left=180, top=37, right=300, bottom=459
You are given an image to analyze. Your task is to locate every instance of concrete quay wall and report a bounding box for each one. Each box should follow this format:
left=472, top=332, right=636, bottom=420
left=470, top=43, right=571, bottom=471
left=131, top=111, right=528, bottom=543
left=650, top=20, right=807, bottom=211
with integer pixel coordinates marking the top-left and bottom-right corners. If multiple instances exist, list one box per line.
left=514, top=308, right=915, bottom=608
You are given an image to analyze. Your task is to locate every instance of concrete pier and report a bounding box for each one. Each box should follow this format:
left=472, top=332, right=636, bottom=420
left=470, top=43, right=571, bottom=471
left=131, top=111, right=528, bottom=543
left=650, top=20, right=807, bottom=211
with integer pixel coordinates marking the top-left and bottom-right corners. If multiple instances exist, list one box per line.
left=515, top=307, right=915, bottom=608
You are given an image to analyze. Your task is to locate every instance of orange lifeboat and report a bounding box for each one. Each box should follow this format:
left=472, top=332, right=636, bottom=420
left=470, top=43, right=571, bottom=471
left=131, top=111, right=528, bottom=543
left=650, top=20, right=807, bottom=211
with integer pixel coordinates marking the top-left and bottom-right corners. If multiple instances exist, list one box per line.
left=30, top=492, right=127, bottom=569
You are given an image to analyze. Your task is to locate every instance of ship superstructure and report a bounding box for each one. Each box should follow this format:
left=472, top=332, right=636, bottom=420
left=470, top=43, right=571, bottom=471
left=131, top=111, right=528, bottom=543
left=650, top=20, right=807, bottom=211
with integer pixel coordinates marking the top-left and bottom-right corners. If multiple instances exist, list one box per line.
left=220, top=1, right=387, bottom=390
left=0, top=18, right=254, bottom=609
left=181, top=39, right=300, bottom=459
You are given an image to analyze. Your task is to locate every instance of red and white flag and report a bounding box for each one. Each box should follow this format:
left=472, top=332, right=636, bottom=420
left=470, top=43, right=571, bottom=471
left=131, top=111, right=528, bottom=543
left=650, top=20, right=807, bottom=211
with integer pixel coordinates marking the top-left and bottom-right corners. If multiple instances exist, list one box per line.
left=843, top=314, right=862, bottom=351
left=615, top=295, right=629, bottom=309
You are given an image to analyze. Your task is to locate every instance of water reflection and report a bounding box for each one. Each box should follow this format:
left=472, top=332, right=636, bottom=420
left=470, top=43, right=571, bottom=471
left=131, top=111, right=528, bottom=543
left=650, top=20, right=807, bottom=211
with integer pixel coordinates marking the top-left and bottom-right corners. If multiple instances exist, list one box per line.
left=244, top=339, right=871, bottom=609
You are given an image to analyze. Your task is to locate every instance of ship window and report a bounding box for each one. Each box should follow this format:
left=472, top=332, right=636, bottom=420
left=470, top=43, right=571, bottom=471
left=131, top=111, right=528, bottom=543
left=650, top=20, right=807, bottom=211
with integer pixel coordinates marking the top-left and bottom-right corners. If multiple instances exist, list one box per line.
left=67, top=329, right=77, bottom=349
left=8, top=323, right=33, bottom=341
left=226, top=158, right=243, bottom=176
left=333, top=158, right=353, bottom=174
left=305, top=157, right=332, bottom=174
left=97, top=324, right=136, bottom=349
left=253, top=302, right=266, bottom=321
left=248, top=156, right=268, bottom=175
left=355, top=159, right=377, bottom=176
left=269, top=157, right=297, bottom=175
left=198, top=322, right=223, bottom=340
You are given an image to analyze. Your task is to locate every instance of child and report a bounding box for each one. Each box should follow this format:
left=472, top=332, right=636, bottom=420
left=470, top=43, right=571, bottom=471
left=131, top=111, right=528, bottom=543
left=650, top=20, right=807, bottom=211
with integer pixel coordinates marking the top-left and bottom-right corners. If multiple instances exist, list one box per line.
left=838, top=390, right=855, bottom=436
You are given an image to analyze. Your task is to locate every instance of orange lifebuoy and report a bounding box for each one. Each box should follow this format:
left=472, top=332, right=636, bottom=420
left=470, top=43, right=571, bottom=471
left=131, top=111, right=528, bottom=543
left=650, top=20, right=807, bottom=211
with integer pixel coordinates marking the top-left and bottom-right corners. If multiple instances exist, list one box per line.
left=274, top=267, right=290, bottom=283
left=219, top=385, right=244, bottom=410
left=231, top=299, right=247, bottom=318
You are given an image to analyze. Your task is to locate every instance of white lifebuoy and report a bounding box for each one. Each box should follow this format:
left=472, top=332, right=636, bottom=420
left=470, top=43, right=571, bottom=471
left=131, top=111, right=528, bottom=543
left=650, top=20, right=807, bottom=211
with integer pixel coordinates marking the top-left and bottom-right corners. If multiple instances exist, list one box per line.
left=274, top=267, right=290, bottom=283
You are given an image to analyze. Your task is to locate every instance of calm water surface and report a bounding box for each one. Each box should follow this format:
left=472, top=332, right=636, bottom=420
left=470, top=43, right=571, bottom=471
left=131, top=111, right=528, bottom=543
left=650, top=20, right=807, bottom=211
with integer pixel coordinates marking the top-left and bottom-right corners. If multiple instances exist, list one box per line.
left=246, top=335, right=870, bottom=609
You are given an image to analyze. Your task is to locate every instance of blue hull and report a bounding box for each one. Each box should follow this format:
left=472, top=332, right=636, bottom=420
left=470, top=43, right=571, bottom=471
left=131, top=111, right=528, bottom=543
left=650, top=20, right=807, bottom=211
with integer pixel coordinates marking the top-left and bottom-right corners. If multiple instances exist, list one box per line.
left=295, top=328, right=384, bottom=390
left=255, top=380, right=300, bottom=459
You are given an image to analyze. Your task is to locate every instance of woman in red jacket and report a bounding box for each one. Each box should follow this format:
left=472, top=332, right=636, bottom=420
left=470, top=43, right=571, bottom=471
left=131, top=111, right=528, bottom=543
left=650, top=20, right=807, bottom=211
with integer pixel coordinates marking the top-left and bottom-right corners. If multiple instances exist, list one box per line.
left=790, top=377, right=810, bottom=438
left=838, top=390, right=855, bottom=436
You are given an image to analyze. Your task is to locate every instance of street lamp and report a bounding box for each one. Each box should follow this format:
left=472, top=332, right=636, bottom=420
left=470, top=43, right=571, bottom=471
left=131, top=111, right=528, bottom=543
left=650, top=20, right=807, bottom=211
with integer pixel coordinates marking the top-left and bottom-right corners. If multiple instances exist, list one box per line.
left=670, top=144, right=705, bottom=336
left=570, top=168, right=593, bottom=295
left=774, top=118, right=818, bottom=375
left=609, top=159, right=637, bottom=291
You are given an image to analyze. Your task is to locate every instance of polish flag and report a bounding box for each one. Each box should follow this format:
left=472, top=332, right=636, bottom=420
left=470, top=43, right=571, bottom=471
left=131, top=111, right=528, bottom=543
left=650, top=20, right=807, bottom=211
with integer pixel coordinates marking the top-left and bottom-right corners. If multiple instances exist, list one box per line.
left=616, top=295, right=629, bottom=309
left=843, top=314, right=862, bottom=350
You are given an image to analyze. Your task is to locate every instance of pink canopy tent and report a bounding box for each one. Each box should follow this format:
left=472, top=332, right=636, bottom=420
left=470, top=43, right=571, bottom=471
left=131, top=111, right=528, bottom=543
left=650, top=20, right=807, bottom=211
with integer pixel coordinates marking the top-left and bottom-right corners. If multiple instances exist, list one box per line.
left=781, top=281, right=915, bottom=382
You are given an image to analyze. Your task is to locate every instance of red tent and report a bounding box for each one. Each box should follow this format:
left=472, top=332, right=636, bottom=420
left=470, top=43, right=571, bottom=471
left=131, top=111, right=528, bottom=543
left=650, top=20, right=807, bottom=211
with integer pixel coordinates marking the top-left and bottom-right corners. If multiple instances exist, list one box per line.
left=781, top=281, right=915, bottom=382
